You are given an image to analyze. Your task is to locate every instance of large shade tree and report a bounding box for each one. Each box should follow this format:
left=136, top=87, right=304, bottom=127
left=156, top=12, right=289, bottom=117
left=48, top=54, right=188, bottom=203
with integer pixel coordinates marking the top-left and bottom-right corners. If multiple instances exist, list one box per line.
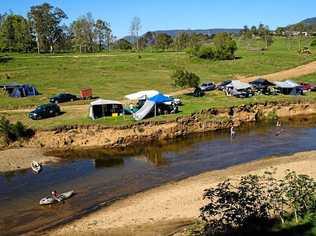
left=0, top=14, right=33, bottom=52
left=28, top=3, right=67, bottom=53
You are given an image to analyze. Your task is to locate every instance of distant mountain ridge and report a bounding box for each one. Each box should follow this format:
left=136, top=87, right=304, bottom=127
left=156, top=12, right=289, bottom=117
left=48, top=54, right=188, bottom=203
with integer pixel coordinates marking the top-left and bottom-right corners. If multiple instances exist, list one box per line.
left=152, top=28, right=242, bottom=37
left=122, top=28, right=242, bottom=42
left=300, top=17, right=316, bottom=25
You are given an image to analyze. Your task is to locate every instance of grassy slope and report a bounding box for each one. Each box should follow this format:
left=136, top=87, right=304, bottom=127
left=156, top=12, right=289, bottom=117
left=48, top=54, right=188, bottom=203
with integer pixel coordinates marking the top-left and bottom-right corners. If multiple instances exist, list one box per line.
left=1, top=37, right=316, bottom=129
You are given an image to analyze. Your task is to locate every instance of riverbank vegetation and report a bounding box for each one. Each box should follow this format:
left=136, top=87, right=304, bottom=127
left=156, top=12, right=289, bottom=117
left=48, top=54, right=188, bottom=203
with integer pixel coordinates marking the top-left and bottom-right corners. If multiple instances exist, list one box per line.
left=0, top=116, right=33, bottom=144
left=188, top=170, right=316, bottom=236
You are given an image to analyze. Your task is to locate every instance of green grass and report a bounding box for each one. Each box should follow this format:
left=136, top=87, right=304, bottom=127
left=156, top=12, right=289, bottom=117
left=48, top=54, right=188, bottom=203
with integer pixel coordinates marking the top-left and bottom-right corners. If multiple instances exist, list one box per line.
left=0, top=37, right=316, bottom=109
left=1, top=37, right=316, bottom=129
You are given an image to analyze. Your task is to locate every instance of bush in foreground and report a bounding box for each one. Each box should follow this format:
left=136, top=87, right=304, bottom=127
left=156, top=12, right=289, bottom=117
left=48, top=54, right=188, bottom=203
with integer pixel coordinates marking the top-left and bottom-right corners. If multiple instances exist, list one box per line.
left=200, top=170, right=316, bottom=235
left=0, top=116, right=34, bottom=144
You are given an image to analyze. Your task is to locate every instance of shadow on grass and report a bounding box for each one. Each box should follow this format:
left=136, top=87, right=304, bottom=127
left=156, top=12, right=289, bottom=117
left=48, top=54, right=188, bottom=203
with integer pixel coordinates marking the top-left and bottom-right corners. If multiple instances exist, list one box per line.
left=0, top=55, right=13, bottom=64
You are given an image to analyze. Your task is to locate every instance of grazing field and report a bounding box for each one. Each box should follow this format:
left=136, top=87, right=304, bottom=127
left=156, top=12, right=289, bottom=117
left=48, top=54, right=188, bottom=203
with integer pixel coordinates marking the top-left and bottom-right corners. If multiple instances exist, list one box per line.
left=1, top=38, right=316, bottom=129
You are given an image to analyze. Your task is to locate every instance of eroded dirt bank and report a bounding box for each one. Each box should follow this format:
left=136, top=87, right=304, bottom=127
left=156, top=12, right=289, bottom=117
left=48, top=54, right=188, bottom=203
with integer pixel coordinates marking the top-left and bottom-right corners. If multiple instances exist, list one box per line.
left=11, top=101, right=316, bottom=150
left=47, top=151, right=316, bottom=236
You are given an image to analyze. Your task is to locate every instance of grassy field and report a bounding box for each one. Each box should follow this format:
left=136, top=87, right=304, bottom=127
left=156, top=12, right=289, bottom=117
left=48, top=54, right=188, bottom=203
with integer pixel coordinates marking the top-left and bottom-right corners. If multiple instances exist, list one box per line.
left=1, top=37, right=316, bottom=129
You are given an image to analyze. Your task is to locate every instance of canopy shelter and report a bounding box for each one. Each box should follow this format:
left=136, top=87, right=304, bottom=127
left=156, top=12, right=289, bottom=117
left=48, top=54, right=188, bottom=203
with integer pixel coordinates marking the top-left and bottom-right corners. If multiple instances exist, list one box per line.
left=89, top=99, right=123, bottom=120
left=274, top=80, right=303, bottom=95
left=125, top=90, right=160, bottom=101
left=133, top=93, right=176, bottom=121
left=226, top=80, right=251, bottom=90
left=1, top=84, right=39, bottom=97
left=250, top=78, right=275, bottom=88
left=149, top=93, right=173, bottom=103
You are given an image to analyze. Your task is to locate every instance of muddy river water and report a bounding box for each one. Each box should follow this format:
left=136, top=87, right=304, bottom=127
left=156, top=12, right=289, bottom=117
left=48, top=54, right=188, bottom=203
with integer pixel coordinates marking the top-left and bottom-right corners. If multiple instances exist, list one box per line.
left=1, top=116, right=316, bottom=235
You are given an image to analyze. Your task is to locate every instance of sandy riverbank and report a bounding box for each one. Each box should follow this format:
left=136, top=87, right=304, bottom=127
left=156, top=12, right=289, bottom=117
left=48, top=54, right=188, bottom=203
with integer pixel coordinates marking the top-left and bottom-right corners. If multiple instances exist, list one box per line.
left=0, top=148, right=59, bottom=173
left=48, top=151, right=316, bottom=236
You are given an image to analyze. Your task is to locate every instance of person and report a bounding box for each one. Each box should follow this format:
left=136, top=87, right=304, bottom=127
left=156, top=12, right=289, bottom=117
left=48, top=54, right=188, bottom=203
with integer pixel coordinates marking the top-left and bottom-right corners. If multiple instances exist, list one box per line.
left=230, top=126, right=235, bottom=137
left=51, top=190, right=61, bottom=202
left=276, top=120, right=281, bottom=127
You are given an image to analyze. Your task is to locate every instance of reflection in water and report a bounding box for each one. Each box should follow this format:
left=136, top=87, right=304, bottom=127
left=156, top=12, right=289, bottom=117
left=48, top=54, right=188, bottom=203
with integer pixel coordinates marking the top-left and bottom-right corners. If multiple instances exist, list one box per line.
left=94, top=158, right=124, bottom=168
left=1, top=115, right=316, bottom=235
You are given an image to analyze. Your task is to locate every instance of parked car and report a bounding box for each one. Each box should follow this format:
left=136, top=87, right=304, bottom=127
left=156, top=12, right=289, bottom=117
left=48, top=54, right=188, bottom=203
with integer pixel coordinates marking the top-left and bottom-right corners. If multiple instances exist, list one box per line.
left=199, top=82, right=216, bottom=91
left=300, top=82, right=316, bottom=92
left=49, top=93, right=78, bottom=104
left=29, top=103, right=61, bottom=120
left=217, top=80, right=232, bottom=90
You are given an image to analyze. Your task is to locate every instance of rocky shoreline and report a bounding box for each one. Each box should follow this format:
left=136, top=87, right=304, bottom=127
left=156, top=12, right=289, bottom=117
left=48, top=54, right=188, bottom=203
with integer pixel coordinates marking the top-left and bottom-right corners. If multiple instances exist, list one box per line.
left=3, top=101, right=316, bottom=150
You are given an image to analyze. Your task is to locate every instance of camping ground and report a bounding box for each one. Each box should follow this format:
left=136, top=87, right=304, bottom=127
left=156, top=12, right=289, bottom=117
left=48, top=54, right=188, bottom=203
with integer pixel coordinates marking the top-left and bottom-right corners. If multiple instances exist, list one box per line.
left=1, top=37, right=316, bottom=129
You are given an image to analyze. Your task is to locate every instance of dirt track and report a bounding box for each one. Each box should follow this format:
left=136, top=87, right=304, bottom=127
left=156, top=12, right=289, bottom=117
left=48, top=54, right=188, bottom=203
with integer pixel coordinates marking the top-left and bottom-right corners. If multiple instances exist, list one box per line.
left=241, top=60, right=316, bottom=82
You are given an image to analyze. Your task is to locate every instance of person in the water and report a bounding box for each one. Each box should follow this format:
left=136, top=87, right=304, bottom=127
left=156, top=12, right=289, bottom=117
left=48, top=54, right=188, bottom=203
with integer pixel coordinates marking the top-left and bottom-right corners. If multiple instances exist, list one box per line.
left=51, top=190, right=61, bottom=202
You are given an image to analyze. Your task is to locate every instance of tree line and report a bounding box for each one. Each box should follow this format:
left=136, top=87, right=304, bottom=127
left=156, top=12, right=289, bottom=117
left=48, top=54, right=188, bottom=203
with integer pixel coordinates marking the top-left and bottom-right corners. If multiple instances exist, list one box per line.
left=0, top=3, right=113, bottom=53
left=0, top=2, right=237, bottom=54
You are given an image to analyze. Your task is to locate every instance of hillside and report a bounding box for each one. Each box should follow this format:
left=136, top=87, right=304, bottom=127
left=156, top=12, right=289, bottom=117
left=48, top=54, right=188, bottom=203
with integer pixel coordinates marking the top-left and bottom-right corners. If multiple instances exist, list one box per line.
left=152, top=28, right=241, bottom=37
left=123, top=28, right=241, bottom=42
left=300, top=17, right=316, bottom=25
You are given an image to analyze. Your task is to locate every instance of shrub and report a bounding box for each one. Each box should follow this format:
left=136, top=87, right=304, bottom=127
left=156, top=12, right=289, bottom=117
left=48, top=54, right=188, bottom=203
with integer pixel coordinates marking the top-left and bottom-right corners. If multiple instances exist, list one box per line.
left=200, top=170, right=316, bottom=235
left=171, top=69, right=200, bottom=88
left=0, top=116, right=34, bottom=144
left=196, top=45, right=214, bottom=60
left=186, top=33, right=237, bottom=61
left=311, top=39, right=316, bottom=47
left=213, top=32, right=238, bottom=60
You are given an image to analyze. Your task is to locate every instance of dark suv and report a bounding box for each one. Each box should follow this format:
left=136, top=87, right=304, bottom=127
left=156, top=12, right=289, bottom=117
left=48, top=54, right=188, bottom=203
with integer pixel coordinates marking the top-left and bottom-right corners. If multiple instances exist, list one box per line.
left=49, top=93, right=77, bottom=104
left=29, top=103, right=61, bottom=120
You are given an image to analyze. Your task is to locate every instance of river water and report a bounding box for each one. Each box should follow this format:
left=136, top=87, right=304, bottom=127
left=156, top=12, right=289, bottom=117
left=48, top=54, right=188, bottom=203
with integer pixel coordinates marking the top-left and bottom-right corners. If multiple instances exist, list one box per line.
left=1, top=116, right=316, bottom=235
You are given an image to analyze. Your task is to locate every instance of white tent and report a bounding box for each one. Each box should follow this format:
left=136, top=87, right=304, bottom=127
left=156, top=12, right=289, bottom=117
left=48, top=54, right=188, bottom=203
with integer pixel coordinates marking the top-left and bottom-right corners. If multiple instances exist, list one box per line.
left=274, top=80, right=300, bottom=88
left=125, top=90, right=159, bottom=100
left=89, top=99, right=123, bottom=120
left=226, top=80, right=251, bottom=90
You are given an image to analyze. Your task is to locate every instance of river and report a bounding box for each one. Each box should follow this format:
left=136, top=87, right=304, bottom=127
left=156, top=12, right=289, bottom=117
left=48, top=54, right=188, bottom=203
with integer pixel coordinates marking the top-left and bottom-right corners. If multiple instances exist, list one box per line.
left=1, top=116, right=316, bottom=235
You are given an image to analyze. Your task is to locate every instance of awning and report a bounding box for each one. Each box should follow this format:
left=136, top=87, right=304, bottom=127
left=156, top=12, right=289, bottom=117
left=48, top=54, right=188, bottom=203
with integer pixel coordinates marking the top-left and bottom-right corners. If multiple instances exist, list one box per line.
left=90, top=99, right=122, bottom=106
left=149, top=93, right=173, bottom=103
left=125, top=90, right=160, bottom=100
left=226, top=80, right=251, bottom=90
left=274, top=80, right=300, bottom=88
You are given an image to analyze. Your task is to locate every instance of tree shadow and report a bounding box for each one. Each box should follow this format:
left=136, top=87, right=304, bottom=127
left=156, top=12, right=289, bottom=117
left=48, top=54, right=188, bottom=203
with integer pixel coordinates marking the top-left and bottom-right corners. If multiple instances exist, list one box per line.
left=0, top=55, right=13, bottom=64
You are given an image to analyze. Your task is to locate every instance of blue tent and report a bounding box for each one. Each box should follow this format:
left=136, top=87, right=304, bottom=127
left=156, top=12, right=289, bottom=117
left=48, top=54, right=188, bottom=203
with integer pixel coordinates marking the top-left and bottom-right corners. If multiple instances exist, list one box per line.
left=9, top=84, right=39, bottom=97
left=149, top=93, right=173, bottom=104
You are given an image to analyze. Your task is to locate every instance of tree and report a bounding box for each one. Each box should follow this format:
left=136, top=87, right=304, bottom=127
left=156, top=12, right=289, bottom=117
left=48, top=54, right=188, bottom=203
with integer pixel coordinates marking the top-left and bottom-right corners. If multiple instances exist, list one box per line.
left=112, top=39, right=132, bottom=50
left=241, top=25, right=252, bottom=40
left=174, top=32, right=191, bottom=51
left=94, top=19, right=112, bottom=52
left=155, top=33, right=173, bottom=50
left=275, top=27, right=286, bottom=36
left=293, top=23, right=305, bottom=53
left=171, top=69, right=200, bottom=88
left=213, top=32, right=237, bottom=60
left=130, top=16, right=141, bottom=51
left=71, top=13, right=95, bottom=53
left=258, top=24, right=273, bottom=49
left=28, top=3, right=67, bottom=53
left=0, top=14, right=33, bottom=52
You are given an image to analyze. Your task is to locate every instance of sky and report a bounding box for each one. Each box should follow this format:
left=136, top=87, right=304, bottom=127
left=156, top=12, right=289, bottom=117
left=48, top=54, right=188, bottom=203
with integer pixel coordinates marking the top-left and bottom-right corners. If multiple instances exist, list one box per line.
left=1, top=0, right=316, bottom=38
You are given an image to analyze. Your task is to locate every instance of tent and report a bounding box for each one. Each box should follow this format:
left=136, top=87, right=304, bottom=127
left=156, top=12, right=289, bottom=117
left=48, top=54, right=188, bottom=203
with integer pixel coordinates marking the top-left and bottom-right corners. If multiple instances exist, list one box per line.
left=89, top=99, right=123, bottom=120
left=125, top=90, right=160, bottom=100
left=274, top=80, right=303, bottom=95
left=1, top=84, right=39, bottom=97
left=250, top=78, right=274, bottom=88
left=226, top=80, right=251, bottom=90
left=149, top=93, right=173, bottom=103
